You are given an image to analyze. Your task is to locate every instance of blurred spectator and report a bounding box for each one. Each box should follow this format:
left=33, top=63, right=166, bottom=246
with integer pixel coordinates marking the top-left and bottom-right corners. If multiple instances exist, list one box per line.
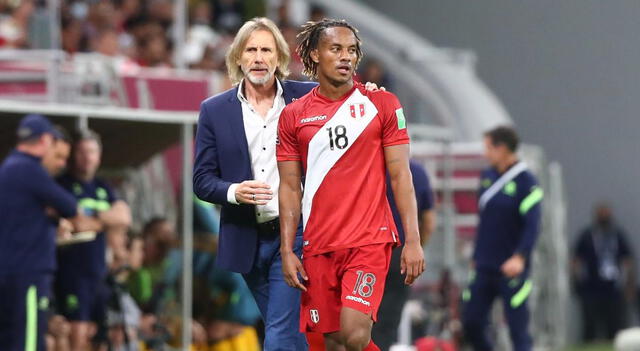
left=61, top=15, right=87, bottom=53
left=280, top=24, right=304, bottom=80
left=359, top=58, right=393, bottom=91
left=266, top=0, right=309, bottom=27
left=128, top=217, right=177, bottom=313
left=137, top=33, right=171, bottom=67
left=308, top=4, right=326, bottom=23
left=213, top=0, right=244, bottom=33
left=572, top=202, right=634, bottom=342
left=184, top=1, right=222, bottom=68
left=147, top=0, right=174, bottom=28
left=55, top=128, right=132, bottom=351
left=91, top=28, right=140, bottom=73
left=0, top=0, right=35, bottom=48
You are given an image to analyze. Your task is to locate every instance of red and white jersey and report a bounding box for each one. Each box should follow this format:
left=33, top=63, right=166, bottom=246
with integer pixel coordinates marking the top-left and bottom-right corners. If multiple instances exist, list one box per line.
left=277, top=83, right=410, bottom=257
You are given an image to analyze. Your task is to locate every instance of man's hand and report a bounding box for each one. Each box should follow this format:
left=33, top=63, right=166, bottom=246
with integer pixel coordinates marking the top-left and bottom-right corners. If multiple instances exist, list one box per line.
left=501, top=254, right=525, bottom=278
left=281, top=250, right=307, bottom=291
left=70, top=214, right=103, bottom=232
left=364, top=81, right=386, bottom=91
left=57, top=218, right=73, bottom=240
left=235, top=180, right=273, bottom=205
left=401, top=241, right=425, bottom=285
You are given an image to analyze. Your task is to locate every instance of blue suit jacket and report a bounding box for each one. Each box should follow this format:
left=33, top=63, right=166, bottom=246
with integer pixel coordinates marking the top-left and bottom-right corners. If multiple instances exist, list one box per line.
left=193, top=80, right=317, bottom=274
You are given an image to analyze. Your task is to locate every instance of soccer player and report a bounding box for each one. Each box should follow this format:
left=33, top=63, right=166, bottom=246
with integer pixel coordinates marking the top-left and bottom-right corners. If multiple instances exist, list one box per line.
left=277, top=19, right=425, bottom=351
left=462, top=126, right=543, bottom=351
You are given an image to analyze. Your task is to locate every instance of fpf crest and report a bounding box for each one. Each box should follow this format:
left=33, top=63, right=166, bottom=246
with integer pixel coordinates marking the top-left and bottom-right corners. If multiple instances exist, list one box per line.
left=349, top=103, right=365, bottom=118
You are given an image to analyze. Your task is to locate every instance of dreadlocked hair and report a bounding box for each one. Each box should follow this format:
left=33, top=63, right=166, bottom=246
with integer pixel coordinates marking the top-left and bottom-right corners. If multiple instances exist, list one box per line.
left=296, top=18, right=363, bottom=79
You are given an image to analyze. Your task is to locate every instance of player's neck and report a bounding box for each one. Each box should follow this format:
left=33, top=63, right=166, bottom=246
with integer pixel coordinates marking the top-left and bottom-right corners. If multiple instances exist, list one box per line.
left=317, top=77, right=354, bottom=101
left=496, top=155, right=519, bottom=174
left=242, top=77, right=277, bottom=104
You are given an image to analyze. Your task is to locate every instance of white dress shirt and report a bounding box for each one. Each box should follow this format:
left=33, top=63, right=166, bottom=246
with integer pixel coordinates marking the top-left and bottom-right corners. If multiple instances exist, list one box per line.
left=226, top=79, right=286, bottom=223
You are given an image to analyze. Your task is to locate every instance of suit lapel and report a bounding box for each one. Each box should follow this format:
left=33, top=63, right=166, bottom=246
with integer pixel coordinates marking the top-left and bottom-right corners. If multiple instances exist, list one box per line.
left=226, top=87, right=251, bottom=171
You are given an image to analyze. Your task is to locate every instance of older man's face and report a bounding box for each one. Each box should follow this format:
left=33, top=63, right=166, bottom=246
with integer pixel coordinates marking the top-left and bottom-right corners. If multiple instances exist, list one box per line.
left=43, top=140, right=71, bottom=176
left=238, top=29, right=279, bottom=86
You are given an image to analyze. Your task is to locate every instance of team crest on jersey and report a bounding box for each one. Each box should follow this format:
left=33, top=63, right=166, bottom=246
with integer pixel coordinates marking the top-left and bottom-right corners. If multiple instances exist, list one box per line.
left=349, top=103, right=366, bottom=118
left=310, top=309, right=320, bottom=323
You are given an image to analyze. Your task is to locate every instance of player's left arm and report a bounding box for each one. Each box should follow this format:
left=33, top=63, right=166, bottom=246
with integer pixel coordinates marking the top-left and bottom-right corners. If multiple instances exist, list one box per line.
left=385, top=144, right=425, bottom=285
left=502, top=175, right=543, bottom=278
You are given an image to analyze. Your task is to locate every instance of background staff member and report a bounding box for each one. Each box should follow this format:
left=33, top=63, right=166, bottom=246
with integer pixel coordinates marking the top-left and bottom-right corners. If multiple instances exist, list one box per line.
left=572, top=203, right=634, bottom=341
left=0, top=114, right=94, bottom=351
left=373, top=159, right=435, bottom=351
left=462, top=126, right=543, bottom=351
left=55, top=129, right=132, bottom=351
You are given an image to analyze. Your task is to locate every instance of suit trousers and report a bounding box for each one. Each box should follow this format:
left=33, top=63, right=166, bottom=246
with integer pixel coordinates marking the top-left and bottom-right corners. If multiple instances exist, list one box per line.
left=243, top=230, right=307, bottom=351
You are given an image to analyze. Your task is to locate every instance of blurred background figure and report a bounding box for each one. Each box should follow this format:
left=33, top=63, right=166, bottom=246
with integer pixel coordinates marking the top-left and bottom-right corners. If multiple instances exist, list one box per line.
left=373, top=159, right=435, bottom=351
left=358, top=59, right=393, bottom=92
left=55, top=129, right=132, bottom=351
left=572, top=202, right=634, bottom=343
left=462, top=126, right=543, bottom=351
left=0, top=114, right=89, bottom=351
left=0, top=0, right=35, bottom=48
left=42, top=125, right=71, bottom=177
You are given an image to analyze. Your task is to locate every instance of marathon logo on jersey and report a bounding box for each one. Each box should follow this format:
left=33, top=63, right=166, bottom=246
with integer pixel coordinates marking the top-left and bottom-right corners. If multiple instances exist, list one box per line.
left=300, top=115, right=327, bottom=124
left=310, top=309, right=320, bottom=323
left=345, top=295, right=371, bottom=306
left=349, top=103, right=366, bottom=118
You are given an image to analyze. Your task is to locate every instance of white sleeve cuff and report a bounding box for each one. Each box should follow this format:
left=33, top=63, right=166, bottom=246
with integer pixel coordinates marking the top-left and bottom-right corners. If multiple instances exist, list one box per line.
left=227, top=183, right=240, bottom=205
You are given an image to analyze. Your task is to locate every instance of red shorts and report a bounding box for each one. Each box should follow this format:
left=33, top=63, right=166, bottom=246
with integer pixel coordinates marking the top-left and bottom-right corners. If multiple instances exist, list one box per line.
left=299, top=242, right=393, bottom=333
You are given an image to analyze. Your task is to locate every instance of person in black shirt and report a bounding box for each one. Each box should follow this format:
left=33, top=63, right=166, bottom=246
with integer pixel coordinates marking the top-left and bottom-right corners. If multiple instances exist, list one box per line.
left=572, top=203, right=633, bottom=341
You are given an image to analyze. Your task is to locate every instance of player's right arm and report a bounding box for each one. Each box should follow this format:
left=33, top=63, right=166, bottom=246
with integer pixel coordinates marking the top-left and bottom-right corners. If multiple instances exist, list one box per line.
left=278, top=160, right=307, bottom=291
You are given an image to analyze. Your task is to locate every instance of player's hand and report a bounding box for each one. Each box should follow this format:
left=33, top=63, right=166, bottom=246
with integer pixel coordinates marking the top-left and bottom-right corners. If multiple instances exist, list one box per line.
left=281, top=250, right=308, bottom=291
left=501, top=254, right=525, bottom=278
left=235, top=180, right=273, bottom=205
left=401, top=241, right=425, bottom=285
left=364, top=81, right=386, bottom=92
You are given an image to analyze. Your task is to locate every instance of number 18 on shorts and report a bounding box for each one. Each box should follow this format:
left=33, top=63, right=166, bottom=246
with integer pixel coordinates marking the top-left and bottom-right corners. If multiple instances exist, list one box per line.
left=299, top=243, right=393, bottom=333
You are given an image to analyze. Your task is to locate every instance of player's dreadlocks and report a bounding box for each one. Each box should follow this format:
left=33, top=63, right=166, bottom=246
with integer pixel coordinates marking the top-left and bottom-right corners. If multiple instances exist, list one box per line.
left=296, top=19, right=363, bottom=79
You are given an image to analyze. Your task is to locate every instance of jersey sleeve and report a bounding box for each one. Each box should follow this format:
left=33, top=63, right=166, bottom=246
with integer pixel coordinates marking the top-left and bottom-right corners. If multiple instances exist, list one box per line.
left=276, top=105, right=301, bottom=161
left=515, top=173, right=543, bottom=258
left=380, top=93, right=410, bottom=147
left=31, top=166, right=78, bottom=218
